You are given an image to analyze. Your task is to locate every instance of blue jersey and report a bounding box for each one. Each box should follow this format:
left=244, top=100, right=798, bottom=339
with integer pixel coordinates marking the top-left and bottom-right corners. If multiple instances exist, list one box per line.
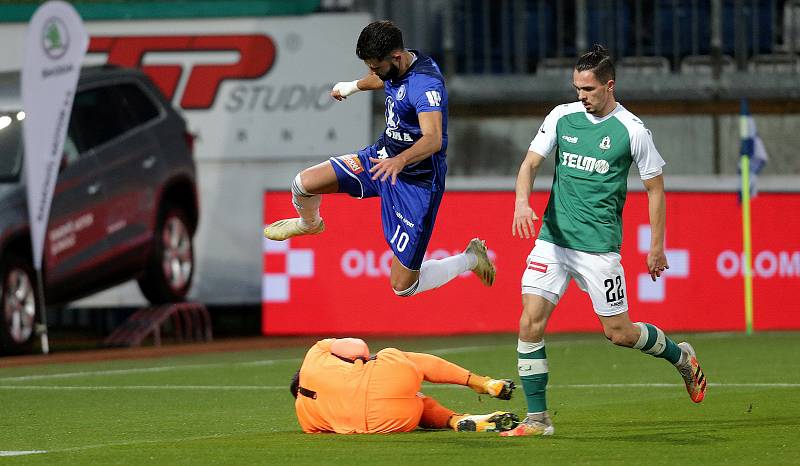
left=329, top=50, right=449, bottom=270
left=376, top=50, right=448, bottom=191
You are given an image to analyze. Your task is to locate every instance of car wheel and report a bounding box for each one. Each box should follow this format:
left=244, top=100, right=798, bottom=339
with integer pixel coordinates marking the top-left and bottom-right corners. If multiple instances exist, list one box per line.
left=138, top=204, right=194, bottom=304
left=0, top=254, right=38, bottom=354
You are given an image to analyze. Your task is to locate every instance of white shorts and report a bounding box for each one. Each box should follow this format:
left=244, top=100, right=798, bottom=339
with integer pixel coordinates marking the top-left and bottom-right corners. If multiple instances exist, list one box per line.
left=521, top=239, right=628, bottom=317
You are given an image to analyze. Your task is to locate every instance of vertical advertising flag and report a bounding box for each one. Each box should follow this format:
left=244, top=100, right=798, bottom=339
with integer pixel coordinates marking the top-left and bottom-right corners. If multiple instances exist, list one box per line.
left=22, top=1, right=88, bottom=352
left=22, top=0, right=88, bottom=271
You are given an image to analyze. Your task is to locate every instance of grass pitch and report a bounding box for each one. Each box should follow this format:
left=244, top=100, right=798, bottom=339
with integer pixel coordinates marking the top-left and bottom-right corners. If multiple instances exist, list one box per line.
left=1, top=332, right=799, bottom=465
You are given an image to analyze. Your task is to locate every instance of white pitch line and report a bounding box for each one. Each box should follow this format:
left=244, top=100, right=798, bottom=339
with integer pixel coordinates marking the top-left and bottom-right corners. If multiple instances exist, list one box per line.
left=0, top=382, right=798, bottom=391
left=0, top=344, right=496, bottom=382
left=0, top=358, right=294, bottom=382
left=0, top=385, right=285, bottom=391
left=0, top=451, right=47, bottom=457
left=1, top=433, right=234, bottom=458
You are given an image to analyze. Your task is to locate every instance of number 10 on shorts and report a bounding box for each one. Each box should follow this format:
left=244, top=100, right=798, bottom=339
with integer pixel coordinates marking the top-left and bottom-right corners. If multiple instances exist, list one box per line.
left=390, top=225, right=410, bottom=252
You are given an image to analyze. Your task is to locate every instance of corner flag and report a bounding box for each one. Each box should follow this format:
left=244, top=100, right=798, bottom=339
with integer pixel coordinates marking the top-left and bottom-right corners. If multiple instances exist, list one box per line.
left=738, top=99, right=766, bottom=335
left=738, top=100, right=769, bottom=200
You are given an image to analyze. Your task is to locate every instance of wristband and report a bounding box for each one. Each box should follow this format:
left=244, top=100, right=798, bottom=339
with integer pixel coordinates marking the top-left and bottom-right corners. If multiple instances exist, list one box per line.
left=333, top=80, right=360, bottom=97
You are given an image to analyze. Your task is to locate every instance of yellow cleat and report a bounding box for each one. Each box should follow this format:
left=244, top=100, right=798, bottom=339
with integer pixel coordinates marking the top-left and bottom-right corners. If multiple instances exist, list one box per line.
left=454, top=411, right=520, bottom=433
left=464, top=238, right=496, bottom=287
left=263, top=218, right=325, bottom=241
left=484, top=379, right=515, bottom=400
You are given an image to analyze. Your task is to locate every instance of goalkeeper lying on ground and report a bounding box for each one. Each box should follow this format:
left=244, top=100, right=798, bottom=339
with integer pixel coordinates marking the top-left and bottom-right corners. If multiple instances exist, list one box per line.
left=290, top=338, right=519, bottom=434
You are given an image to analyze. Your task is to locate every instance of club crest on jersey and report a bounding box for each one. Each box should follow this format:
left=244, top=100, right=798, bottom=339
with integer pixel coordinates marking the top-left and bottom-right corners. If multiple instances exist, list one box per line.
left=599, top=136, right=612, bottom=150
left=396, top=84, right=406, bottom=100
left=339, top=154, right=364, bottom=174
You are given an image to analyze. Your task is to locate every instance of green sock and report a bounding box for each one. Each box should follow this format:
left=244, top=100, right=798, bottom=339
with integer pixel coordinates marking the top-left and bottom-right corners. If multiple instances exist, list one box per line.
left=518, top=339, right=549, bottom=413
left=633, top=322, right=682, bottom=364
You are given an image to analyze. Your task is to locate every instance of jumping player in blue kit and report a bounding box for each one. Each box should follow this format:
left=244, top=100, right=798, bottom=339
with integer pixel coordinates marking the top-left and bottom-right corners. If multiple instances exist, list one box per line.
left=264, top=20, right=496, bottom=297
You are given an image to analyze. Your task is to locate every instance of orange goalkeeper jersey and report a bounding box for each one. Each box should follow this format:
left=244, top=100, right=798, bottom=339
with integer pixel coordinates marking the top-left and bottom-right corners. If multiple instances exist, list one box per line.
left=294, top=339, right=424, bottom=434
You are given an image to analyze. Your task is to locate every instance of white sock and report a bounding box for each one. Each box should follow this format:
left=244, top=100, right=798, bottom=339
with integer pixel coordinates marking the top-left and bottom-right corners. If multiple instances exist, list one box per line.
left=291, top=174, right=321, bottom=229
left=415, top=253, right=472, bottom=294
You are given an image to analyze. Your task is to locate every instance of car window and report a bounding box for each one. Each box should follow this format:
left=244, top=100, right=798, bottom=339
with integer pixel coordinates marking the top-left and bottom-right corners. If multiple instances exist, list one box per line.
left=116, top=83, right=160, bottom=124
left=69, top=86, right=135, bottom=153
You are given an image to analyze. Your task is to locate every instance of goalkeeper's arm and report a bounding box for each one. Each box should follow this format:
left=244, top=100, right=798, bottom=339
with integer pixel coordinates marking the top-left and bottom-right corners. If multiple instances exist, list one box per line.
left=331, top=73, right=383, bottom=101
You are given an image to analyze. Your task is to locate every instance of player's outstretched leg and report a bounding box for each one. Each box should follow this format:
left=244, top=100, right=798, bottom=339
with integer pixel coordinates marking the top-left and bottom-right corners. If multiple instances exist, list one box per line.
left=395, top=238, right=497, bottom=297
left=264, top=171, right=330, bottom=241
left=464, top=238, right=496, bottom=286
left=451, top=411, right=520, bottom=433
left=675, top=342, right=707, bottom=403
left=629, top=322, right=707, bottom=403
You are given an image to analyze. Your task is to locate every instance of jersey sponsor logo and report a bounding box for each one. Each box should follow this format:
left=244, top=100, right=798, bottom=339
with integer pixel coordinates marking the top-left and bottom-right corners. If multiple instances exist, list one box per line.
left=396, top=84, right=406, bottom=100
left=561, top=151, right=610, bottom=174
left=594, top=159, right=610, bottom=174
left=562, top=135, right=578, bottom=143
left=599, top=136, right=611, bottom=150
left=338, top=154, right=364, bottom=174
left=385, top=97, right=400, bottom=129
left=425, top=90, right=441, bottom=106
left=385, top=128, right=414, bottom=142
left=527, top=261, right=548, bottom=273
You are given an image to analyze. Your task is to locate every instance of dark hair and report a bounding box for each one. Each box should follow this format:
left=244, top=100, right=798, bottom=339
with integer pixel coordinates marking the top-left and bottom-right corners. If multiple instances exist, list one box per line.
left=290, top=369, right=300, bottom=399
left=575, top=44, right=615, bottom=83
left=356, top=20, right=404, bottom=61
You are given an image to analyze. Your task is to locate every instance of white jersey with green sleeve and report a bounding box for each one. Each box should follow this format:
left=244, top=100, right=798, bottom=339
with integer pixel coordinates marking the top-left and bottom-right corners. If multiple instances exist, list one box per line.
left=529, top=102, right=665, bottom=253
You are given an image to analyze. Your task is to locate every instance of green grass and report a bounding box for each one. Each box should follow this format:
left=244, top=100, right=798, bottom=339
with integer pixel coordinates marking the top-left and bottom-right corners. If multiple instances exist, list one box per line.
left=1, top=332, right=799, bottom=465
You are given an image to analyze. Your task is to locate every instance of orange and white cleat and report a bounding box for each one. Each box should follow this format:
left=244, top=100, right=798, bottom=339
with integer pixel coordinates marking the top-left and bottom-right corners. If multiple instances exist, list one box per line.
left=499, top=413, right=554, bottom=437
left=676, top=342, right=707, bottom=403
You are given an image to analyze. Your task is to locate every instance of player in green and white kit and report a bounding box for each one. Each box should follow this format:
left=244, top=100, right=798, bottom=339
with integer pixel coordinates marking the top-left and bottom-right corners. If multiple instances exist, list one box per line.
left=501, top=46, right=707, bottom=437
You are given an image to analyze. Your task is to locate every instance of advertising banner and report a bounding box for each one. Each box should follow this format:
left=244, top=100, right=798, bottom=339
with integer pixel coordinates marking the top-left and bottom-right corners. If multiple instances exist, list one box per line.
left=1, top=14, right=372, bottom=160
left=22, top=0, right=88, bottom=270
left=263, top=191, right=800, bottom=335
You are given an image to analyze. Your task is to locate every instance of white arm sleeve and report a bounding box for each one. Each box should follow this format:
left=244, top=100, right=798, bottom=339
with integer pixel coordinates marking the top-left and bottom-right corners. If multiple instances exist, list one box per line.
left=528, top=106, right=561, bottom=157
left=631, top=126, right=666, bottom=180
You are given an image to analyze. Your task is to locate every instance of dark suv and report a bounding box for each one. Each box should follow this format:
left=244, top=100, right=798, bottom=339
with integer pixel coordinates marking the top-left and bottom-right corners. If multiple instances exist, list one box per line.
left=0, top=66, right=199, bottom=353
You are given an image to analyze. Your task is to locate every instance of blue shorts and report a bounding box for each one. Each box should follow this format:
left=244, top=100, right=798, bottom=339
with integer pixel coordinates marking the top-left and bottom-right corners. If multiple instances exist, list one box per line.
left=329, top=146, right=443, bottom=271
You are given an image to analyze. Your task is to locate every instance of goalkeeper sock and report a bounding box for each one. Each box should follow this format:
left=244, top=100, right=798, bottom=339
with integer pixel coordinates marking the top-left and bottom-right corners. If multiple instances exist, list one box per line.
left=518, top=339, right=548, bottom=413
left=632, top=322, right=682, bottom=364
left=418, top=395, right=456, bottom=429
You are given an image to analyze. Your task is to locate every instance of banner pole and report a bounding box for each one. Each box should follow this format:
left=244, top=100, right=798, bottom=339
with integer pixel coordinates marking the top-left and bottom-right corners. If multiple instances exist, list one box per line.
left=740, top=148, right=754, bottom=336
left=34, top=268, right=49, bottom=354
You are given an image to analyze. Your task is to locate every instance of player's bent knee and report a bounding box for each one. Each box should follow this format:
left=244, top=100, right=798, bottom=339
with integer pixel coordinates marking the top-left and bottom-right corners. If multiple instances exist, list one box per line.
left=393, top=280, right=420, bottom=297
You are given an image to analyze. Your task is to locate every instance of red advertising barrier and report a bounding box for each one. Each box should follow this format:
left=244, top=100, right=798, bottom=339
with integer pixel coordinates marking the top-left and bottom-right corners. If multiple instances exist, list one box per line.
left=263, top=192, right=800, bottom=335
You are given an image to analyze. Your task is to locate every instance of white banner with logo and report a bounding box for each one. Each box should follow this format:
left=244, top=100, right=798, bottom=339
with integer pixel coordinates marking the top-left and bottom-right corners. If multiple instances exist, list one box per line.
left=22, top=1, right=88, bottom=269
